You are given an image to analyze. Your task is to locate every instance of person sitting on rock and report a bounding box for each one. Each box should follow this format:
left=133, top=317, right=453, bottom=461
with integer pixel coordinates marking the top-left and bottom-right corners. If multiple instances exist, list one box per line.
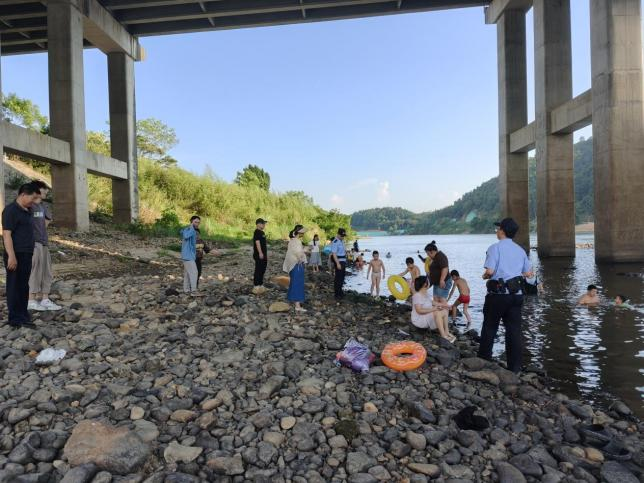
left=411, top=276, right=454, bottom=343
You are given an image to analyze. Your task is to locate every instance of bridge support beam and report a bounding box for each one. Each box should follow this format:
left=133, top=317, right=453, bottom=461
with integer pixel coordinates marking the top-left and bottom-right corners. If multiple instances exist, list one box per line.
left=109, top=52, right=139, bottom=224
left=591, top=0, right=644, bottom=263
left=497, top=9, right=530, bottom=251
left=534, top=0, right=575, bottom=257
left=48, top=0, right=89, bottom=231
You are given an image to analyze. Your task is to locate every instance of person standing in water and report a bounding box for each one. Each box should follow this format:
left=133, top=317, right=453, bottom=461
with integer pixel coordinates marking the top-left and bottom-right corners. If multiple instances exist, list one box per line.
left=283, top=225, right=308, bottom=312
left=366, top=251, right=385, bottom=297
left=478, top=218, right=533, bottom=374
left=308, top=234, right=321, bottom=272
left=252, top=218, right=268, bottom=293
left=425, top=241, right=452, bottom=304
left=578, top=284, right=600, bottom=305
left=447, top=270, right=472, bottom=327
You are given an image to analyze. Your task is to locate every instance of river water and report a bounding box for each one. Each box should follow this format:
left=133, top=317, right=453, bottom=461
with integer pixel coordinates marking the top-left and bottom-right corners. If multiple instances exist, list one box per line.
left=345, top=234, right=644, bottom=418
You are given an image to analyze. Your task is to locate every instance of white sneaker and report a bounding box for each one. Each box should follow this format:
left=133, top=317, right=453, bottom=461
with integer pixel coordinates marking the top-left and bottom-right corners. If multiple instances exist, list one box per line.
left=39, top=299, right=63, bottom=311
left=28, top=300, right=46, bottom=311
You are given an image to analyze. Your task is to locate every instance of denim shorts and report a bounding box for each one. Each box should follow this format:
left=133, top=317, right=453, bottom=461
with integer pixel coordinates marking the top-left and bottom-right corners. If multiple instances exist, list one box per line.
left=433, top=276, right=453, bottom=299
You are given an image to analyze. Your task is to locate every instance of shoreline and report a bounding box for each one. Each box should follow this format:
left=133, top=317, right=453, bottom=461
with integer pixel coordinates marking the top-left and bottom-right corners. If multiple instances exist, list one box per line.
left=0, top=227, right=642, bottom=481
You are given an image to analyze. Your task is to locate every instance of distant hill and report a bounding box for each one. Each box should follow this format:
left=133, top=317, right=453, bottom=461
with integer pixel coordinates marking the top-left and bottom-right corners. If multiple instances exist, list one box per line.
left=352, top=137, right=594, bottom=234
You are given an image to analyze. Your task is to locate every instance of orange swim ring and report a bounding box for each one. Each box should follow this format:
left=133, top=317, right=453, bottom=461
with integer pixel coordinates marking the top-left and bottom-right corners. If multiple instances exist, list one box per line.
left=381, top=341, right=427, bottom=372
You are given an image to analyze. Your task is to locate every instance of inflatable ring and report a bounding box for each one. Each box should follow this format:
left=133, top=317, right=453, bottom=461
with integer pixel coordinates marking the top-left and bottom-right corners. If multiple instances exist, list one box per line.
left=387, top=275, right=410, bottom=300
left=424, top=257, right=432, bottom=275
left=381, top=341, right=427, bottom=372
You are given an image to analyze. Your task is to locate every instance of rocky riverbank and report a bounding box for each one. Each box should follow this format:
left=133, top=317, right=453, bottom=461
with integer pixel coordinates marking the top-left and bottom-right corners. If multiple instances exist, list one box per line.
left=0, top=227, right=642, bottom=483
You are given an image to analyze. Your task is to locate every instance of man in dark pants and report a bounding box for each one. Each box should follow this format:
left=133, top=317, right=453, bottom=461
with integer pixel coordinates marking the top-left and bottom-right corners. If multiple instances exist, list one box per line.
left=331, top=228, right=348, bottom=300
left=478, top=218, right=533, bottom=373
left=252, top=218, right=268, bottom=294
left=2, top=183, right=39, bottom=328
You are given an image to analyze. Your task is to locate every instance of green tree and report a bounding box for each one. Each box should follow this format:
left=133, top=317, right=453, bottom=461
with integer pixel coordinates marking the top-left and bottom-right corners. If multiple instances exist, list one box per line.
left=87, top=130, right=111, bottom=156
left=136, top=118, right=178, bottom=164
left=234, top=164, right=271, bottom=191
left=2, top=93, right=49, bottom=132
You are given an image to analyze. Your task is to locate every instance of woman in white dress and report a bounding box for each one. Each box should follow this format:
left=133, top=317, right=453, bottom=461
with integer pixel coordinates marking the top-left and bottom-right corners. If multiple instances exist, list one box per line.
left=411, top=276, right=455, bottom=343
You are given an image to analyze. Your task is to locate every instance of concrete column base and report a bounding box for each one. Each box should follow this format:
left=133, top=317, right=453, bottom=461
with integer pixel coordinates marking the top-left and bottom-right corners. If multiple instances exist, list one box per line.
left=591, top=0, right=644, bottom=262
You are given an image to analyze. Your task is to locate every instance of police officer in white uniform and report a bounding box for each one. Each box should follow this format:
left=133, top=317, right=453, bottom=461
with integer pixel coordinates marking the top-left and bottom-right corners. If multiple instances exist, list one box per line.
left=478, top=218, right=533, bottom=373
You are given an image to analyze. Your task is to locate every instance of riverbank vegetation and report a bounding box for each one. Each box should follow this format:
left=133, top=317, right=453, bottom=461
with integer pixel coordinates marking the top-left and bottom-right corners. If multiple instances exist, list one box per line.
left=352, top=137, right=594, bottom=234
left=2, top=93, right=350, bottom=243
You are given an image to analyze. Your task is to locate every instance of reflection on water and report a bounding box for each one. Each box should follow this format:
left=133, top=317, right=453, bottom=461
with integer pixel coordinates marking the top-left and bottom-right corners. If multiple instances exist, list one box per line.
left=346, top=234, right=644, bottom=417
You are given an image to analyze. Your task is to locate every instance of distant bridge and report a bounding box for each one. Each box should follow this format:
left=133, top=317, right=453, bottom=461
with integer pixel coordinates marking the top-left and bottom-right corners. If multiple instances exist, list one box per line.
left=0, top=0, right=642, bottom=262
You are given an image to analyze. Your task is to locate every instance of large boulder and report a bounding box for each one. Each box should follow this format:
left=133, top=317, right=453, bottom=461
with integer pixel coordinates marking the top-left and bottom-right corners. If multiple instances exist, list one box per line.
left=63, top=420, right=150, bottom=474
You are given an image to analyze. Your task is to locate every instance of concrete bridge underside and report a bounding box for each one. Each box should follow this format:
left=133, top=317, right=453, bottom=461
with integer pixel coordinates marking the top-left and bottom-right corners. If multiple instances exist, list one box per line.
left=0, top=0, right=643, bottom=263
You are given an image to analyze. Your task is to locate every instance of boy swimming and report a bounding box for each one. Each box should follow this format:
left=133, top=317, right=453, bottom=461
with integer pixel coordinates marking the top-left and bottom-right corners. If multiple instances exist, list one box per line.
left=578, top=284, right=600, bottom=305
left=447, top=270, right=472, bottom=326
left=366, top=251, right=386, bottom=297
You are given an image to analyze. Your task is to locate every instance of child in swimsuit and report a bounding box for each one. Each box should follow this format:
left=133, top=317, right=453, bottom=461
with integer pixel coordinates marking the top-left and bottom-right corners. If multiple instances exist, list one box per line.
left=399, top=257, right=421, bottom=295
left=447, top=270, right=472, bottom=326
left=366, top=251, right=385, bottom=297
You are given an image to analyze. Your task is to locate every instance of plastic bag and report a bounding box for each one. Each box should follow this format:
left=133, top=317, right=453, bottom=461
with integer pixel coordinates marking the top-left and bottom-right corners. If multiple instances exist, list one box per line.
left=35, top=348, right=66, bottom=366
left=335, top=337, right=375, bottom=373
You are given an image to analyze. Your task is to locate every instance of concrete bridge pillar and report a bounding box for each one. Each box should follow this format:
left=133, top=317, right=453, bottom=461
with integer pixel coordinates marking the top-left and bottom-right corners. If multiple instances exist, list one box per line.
left=108, top=52, right=139, bottom=224
left=591, top=0, right=644, bottom=263
left=497, top=10, right=530, bottom=252
left=533, top=0, right=575, bottom=257
left=47, top=0, right=89, bottom=231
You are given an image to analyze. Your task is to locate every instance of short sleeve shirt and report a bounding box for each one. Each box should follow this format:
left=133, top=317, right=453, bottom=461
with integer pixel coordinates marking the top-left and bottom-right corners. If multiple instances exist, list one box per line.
left=484, top=239, right=532, bottom=281
left=253, top=229, right=267, bottom=259
left=2, top=201, right=35, bottom=253
left=331, top=238, right=346, bottom=259
left=429, top=251, right=449, bottom=286
left=31, top=203, right=51, bottom=245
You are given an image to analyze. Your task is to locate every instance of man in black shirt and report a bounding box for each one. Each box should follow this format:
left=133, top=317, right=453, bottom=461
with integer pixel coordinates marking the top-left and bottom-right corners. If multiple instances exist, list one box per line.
left=2, top=183, right=39, bottom=328
left=252, top=218, right=268, bottom=293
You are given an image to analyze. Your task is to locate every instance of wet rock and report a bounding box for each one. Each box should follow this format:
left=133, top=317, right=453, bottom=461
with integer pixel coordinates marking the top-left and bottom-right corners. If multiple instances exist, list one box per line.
left=63, top=420, right=149, bottom=475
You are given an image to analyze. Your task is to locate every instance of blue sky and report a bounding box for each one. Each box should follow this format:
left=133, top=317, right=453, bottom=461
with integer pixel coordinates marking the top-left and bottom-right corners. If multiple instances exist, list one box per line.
left=2, top=3, right=599, bottom=213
